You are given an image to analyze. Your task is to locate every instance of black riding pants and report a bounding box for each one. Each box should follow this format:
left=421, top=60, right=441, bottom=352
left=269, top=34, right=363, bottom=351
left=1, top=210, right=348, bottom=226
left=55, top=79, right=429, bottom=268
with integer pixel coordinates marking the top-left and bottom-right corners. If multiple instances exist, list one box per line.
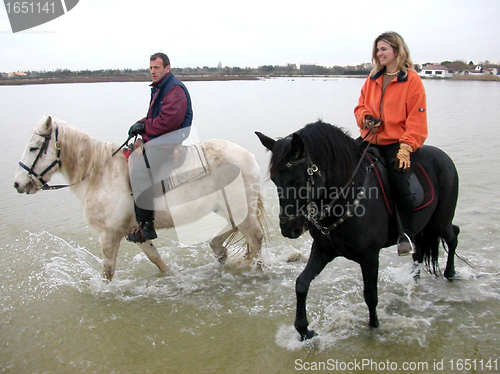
left=376, top=142, right=418, bottom=237
left=130, top=145, right=175, bottom=223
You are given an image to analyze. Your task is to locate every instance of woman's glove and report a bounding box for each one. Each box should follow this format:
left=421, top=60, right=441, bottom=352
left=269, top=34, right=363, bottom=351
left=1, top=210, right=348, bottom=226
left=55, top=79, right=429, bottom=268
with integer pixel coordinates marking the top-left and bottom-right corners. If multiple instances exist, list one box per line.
left=395, top=143, right=413, bottom=171
left=363, top=115, right=382, bottom=133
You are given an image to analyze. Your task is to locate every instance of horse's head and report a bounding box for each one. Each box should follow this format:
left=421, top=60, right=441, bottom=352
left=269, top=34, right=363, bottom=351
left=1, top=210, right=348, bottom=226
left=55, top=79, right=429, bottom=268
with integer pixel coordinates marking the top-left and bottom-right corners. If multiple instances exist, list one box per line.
left=256, top=131, right=325, bottom=239
left=13, top=115, right=61, bottom=194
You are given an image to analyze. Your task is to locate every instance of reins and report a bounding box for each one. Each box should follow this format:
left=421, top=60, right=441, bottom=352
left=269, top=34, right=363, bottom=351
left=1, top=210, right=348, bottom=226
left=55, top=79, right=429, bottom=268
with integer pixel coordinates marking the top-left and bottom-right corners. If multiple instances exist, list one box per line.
left=112, top=134, right=134, bottom=157
left=19, top=125, right=134, bottom=191
left=310, top=135, right=376, bottom=236
left=320, top=131, right=376, bottom=212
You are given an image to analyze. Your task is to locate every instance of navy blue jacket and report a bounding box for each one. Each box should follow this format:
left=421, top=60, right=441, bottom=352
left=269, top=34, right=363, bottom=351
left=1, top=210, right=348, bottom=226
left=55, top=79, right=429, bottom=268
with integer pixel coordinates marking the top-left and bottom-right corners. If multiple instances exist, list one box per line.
left=150, top=72, right=193, bottom=130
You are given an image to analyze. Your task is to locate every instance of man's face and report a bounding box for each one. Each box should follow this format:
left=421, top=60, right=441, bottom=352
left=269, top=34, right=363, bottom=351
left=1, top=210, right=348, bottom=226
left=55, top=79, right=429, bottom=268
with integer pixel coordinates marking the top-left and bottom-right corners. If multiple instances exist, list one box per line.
left=150, top=57, right=170, bottom=83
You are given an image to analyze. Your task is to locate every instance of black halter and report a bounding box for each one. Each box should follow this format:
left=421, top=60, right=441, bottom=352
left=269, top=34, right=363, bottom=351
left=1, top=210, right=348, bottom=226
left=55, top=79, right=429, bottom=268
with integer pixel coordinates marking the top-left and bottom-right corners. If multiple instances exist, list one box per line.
left=18, top=127, right=61, bottom=190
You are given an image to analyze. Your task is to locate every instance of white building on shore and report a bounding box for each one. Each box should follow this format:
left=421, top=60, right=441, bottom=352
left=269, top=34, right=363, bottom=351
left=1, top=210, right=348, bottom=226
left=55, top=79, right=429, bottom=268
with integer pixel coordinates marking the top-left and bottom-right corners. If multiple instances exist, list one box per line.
left=418, top=64, right=499, bottom=78
left=418, top=65, right=454, bottom=78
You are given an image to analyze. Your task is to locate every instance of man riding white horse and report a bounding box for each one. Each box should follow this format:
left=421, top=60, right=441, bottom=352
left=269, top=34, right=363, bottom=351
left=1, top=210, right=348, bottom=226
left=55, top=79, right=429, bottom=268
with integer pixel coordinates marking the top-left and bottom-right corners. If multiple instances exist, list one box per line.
left=127, top=52, right=194, bottom=243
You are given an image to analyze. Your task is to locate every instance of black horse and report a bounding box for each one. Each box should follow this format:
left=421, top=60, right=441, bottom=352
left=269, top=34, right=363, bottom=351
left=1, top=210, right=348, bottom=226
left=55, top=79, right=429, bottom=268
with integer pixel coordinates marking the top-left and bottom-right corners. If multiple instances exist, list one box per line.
left=256, top=120, right=459, bottom=341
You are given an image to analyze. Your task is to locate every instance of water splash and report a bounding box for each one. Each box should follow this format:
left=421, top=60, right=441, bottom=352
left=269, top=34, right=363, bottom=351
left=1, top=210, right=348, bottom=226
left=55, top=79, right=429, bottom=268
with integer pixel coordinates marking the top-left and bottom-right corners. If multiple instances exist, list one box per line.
left=3, top=228, right=500, bottom=356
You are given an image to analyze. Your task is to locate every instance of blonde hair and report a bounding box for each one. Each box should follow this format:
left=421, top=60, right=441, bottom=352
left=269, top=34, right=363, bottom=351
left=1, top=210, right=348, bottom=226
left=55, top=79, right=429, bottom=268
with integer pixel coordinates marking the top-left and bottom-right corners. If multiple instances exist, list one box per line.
left=370, top=31, right=414, bottom=77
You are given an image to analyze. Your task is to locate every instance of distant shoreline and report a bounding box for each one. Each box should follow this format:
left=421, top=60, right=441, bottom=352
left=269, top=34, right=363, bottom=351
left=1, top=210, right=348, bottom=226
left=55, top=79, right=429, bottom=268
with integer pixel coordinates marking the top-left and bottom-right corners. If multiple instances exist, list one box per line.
left=449, top=74, right=500, bottom=82
left=0, top=75, right=261, bottom=86
left=0, top=73, right=498, bottom=86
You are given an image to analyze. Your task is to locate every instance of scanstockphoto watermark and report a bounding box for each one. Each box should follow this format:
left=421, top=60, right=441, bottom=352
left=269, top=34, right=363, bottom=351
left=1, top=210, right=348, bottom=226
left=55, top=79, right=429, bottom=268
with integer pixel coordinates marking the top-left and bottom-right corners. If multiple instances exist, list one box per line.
left=127, top=126, right=380, bottom=243
left=260, top=184, right=379, bottom=219
left=272, top=184, right=379, bottom=202
left=294, top=358, right=499, bottom=372
left=128, top=127, right=251, bottom=246
left=277, top=199, right=367, bottom=220
left=295, top=358, right=432, bottom=372
left=3, top=0, right=79, bottom=33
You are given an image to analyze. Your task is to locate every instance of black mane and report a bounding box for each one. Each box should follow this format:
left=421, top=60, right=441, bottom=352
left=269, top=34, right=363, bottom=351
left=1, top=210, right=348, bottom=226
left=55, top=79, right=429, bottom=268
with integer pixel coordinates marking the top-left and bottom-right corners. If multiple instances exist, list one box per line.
left=270, top=120, right=360, bottom=186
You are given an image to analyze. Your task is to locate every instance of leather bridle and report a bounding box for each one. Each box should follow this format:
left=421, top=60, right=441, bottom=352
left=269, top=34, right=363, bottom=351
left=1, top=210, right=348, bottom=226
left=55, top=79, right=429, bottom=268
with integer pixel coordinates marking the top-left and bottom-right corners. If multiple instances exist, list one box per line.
left=18, top=127, right=61, bottom=190
left=277, top=154, right=324, bottom=225
left=277, top=139, right=375, bottom=236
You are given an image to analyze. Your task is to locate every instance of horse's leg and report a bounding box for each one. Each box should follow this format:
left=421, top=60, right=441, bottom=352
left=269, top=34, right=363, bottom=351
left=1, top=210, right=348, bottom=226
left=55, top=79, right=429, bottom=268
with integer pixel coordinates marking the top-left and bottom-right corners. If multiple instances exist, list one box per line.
left=236, top=214, right=264, bottom=262
left=360, top=254, right=380, bottom=328
left=210, top=225, right=237, bottom=263
left=137, top=241, right=170, bottom=273
left=443, top=224, right=460, bottom=280
left=100, top=230, right=123, bottom=282
left=412, top=231, right=425, bottom=280
left=295, top=240, right=336, bottom=341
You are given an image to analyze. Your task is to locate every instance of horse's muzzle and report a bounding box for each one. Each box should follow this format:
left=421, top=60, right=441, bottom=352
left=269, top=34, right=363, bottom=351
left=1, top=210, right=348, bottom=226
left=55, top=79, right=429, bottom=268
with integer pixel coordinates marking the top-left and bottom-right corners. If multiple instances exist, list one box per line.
left=13, top=180, right=36, bottom=194
left=280, top=221, right=307, bottom=239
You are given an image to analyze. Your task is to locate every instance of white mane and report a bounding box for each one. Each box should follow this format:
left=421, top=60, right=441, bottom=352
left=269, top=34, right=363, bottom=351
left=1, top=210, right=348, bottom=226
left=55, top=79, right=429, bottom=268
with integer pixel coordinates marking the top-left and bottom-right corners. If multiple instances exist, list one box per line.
left=54, top=119, right=125, bottom=186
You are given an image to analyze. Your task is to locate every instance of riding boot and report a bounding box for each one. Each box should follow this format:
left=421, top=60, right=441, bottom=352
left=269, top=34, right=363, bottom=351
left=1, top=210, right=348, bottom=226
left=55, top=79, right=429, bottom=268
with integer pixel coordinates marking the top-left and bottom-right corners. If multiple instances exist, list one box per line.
left=127, top=205, right=157, bottom=243
left=127, top=221, right=157, bottom=243
left=395, top=195, right=415, bottom=256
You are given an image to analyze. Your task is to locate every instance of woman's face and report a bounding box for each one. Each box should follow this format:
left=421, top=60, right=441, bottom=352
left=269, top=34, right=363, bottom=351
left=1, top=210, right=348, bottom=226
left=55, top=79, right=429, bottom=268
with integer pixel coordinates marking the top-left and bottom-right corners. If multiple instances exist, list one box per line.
left=376, top=40, right=397, bottom=71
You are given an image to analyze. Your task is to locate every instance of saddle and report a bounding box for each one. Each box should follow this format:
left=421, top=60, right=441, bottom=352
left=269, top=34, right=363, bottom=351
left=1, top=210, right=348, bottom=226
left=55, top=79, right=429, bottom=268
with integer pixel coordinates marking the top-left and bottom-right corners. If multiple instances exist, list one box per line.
left=366, top=147, right=434, bottom=215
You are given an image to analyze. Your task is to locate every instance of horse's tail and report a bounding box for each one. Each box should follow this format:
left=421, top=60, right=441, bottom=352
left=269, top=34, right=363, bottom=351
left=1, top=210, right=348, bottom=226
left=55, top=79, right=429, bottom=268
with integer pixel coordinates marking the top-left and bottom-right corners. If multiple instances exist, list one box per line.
left=420, top=228, right=440, bottom=275
left=420, top=224, right=461, bottom=276
left=256, top=192, right=269, bottom=240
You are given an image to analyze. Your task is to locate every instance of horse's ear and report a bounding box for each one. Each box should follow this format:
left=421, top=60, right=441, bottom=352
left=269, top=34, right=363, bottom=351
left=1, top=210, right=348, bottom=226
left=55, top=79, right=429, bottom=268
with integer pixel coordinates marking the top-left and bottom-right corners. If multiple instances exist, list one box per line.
left=38, top=115, right=53, bottom=135
left=291, top=133, right=305, bottom=158
left=255, top=131, right=275, bottom=151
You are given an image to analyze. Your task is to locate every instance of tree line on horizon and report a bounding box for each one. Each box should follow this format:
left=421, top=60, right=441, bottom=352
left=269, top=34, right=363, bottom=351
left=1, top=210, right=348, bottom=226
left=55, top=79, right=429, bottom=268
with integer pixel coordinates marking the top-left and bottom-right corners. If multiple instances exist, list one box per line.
left=2, top=60, right=499, bottom=79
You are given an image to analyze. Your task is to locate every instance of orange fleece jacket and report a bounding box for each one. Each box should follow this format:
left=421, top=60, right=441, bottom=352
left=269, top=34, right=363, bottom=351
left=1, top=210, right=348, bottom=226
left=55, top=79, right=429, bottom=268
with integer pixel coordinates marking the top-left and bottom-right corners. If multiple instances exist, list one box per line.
left=354, top=69, right=428, bottom=150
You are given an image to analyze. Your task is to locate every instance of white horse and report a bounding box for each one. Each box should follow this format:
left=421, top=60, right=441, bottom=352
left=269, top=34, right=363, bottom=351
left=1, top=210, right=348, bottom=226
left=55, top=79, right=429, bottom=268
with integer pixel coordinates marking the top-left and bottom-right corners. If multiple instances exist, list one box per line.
left=14, top=115, right=265, bottom=281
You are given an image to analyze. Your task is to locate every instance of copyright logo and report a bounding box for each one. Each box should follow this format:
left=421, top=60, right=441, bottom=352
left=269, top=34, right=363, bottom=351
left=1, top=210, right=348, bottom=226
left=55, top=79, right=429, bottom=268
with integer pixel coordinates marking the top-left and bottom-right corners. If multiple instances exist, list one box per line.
left=3, top=0, right=79, bottom=33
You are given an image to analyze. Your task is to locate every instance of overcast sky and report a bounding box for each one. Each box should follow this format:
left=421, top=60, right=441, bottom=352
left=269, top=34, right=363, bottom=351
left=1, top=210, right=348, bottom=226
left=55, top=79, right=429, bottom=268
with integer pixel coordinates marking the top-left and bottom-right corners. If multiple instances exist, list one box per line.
left=1, top=0, right=499, bottom=72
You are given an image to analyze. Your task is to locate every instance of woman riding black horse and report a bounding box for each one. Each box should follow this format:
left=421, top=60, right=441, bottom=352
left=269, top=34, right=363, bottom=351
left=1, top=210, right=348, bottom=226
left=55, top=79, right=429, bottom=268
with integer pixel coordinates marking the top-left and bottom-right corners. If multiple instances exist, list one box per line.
left=256, top=120, right=459, bottom=341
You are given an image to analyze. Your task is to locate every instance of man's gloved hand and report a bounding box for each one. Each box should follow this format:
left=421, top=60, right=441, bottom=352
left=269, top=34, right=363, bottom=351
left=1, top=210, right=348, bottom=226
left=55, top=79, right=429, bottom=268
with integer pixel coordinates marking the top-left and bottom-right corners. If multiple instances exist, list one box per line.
left=128, top=121, right=145, bottom=137
left=363, top=115, right=382, bottom=133
left=394, top=143, right=413, bottom=171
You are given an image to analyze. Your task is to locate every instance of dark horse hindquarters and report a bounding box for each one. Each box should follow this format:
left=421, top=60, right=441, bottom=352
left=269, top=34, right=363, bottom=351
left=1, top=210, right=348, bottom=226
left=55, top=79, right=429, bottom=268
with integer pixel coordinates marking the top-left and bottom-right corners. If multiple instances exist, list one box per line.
left=256, top=121, right=459, bottom=341
left=411, top=145, right=460, bottom=279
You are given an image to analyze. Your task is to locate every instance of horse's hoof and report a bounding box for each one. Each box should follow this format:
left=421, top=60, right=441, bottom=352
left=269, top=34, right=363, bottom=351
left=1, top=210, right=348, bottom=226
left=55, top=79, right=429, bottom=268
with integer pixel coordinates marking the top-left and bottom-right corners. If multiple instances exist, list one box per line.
left=412, top=268, right=421, bottom=281
left=102, top=269, right=114, bottom=282
left=369, top=319, right=379, bottom=328
left=299, top=329, right=317, bottom=341
left=444, top=267, right=457, bottom=280
left=444, top=271, right=457, bottom=280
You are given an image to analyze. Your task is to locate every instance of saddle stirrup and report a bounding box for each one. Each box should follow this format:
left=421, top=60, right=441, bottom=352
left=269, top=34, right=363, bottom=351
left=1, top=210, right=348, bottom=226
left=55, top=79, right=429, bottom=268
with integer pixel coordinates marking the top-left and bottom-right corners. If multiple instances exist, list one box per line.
left=397, top=232, right=416, bottom=254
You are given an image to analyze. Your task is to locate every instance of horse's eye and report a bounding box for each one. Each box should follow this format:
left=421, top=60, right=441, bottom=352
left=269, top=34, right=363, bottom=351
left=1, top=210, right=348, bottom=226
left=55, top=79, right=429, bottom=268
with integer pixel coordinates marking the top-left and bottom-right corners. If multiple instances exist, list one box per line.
left=30, top=147, right=39, bottom=152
